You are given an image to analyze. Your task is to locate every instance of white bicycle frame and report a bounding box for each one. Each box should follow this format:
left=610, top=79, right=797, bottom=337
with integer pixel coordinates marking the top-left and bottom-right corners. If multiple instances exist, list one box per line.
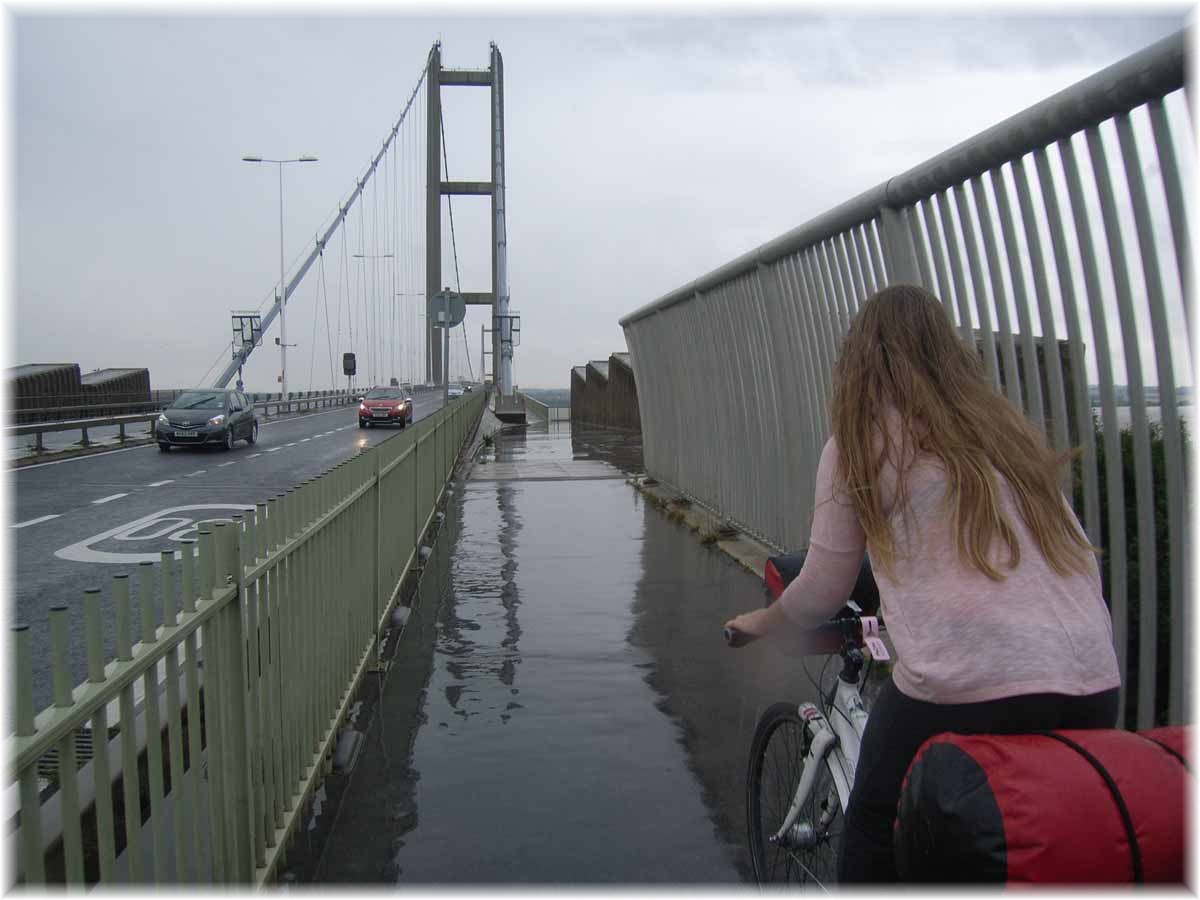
left=771, top=679, right=869, bottom=844
left=771, top=628, right=879, bottom=847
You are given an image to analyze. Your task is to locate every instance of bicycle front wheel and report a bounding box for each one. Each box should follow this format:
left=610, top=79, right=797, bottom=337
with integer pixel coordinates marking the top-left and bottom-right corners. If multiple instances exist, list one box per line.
left=747, top=702, right=843, bottom=886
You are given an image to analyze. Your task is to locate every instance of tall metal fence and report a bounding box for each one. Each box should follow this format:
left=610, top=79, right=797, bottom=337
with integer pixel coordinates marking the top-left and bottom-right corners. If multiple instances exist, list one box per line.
left=8, top=391, right=487, bottom=886
left=620, top=30, right=1191, bottom=729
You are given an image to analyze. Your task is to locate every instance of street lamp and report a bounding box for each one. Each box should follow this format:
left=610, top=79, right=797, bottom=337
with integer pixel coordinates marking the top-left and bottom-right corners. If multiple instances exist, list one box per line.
left=242, top=154, right=318, bottom=399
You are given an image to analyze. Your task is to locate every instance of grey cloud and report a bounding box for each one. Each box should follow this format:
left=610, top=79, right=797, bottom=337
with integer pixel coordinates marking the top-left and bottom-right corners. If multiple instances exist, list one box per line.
left=574, top=13, right=1187, bottom=89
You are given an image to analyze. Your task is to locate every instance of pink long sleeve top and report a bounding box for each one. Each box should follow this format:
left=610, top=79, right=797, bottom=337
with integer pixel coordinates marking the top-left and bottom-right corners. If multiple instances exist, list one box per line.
left=777, top=427, right=1122, bottom=705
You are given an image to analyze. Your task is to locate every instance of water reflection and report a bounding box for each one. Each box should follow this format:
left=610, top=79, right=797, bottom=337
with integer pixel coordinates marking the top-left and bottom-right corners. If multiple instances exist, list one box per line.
left=310, top=423, right=779, bottom=884
left=436, top=431, right=525, bottom=720
left=628, top=497, right=813, bottom=881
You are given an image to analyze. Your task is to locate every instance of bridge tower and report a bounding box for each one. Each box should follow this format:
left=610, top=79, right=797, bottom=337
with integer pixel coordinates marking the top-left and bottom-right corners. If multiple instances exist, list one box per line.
left=426, top=42, right=523, bottom=421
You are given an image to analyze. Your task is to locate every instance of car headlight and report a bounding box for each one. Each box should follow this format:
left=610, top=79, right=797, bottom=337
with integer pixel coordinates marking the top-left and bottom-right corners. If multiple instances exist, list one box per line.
left=207, top=414, right=226, bottom=427
left=360, top=403, right=367, bottom=412
left=157, top=414, right=168, bottom=425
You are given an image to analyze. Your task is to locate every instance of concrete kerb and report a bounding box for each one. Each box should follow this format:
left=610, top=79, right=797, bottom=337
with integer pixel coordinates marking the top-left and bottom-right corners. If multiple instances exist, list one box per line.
left=628, top=473, right=897, bottom=671
left=627, top=475, right=775, bottom=580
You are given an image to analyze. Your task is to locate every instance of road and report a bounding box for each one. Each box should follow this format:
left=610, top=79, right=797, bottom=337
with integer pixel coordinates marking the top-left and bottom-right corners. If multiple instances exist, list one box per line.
left=11, top=391, right=448, bottom=713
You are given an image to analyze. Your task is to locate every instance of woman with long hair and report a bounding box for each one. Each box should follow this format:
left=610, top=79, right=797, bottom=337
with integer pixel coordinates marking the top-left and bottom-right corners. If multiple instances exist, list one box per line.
left=724, top=284, right=1120, bottom=883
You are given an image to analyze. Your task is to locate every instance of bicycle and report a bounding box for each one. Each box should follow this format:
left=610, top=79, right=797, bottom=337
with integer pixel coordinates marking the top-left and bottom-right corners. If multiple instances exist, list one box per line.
left=725, top=599, right=888, bottom=887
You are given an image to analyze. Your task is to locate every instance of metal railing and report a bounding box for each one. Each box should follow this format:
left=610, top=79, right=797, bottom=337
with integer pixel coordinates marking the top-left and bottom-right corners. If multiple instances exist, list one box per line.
left=8, top=391, right=487, bottom=885
left=519, top=393, right=569, bottom=423
left=620, top=30, right=1191, bottom=729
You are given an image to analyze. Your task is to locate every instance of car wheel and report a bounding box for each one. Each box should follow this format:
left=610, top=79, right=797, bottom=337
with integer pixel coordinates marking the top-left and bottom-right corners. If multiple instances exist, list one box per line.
left=223, top=429, right=235, bottom=451
left=247, top=421, right=258, bottom=445
left=359, top=419, right=366, bottom=429
left=158, top=443, right=170, bottom=452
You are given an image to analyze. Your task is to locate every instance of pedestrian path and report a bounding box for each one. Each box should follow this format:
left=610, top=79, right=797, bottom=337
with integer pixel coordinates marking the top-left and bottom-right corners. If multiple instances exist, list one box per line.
left=295, top=423, right=806, bottom=884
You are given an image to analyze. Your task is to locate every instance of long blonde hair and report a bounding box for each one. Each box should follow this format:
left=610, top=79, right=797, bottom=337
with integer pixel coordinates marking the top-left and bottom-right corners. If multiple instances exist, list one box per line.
left=829, top=284, right=1095, bottom=581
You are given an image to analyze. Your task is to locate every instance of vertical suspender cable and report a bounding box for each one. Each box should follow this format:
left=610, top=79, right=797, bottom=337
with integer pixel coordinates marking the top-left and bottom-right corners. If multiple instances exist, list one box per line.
left=440, top=116, right=474, bottom=382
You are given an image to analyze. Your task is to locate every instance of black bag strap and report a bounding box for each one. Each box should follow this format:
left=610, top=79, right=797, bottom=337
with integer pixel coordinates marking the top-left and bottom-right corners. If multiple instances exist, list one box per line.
left=1139, top=734, right=1191, bottom=774
left=1036, top=731, right=1143, bottom=884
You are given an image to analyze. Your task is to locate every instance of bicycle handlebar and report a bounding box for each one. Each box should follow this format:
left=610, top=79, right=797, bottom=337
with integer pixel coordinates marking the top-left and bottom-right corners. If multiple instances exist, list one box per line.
left=723, top=625, right=755, bottom=648
left=723, top=610, right=886, bottom=652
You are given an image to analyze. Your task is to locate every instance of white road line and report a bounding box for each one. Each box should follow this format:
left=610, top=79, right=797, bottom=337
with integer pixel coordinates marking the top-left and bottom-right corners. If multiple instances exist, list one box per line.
left=92, top=493, right=128, bottom=505
left=148, top=479, right=174, bottom=487
left=284, top=442, right=298, bottom=447
left=266, top=447, right=283, bottom=453
left=13, top=514, right=61, bottom=529
left=248, top=453, right=262, bottom=459
left=185, top=470, right=207, bottom=477
left=300, top=438, right=311, bottom=442
left=217, top=461, right=236, bottom=467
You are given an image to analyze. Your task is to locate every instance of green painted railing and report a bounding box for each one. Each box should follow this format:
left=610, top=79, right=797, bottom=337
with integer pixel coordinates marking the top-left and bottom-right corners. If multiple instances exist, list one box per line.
left=8, top=391, right=487, bottom=886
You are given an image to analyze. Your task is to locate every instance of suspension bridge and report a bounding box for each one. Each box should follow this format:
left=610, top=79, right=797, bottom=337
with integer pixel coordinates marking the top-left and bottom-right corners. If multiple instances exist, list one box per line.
left=7, top=28, right=1193, bottom=887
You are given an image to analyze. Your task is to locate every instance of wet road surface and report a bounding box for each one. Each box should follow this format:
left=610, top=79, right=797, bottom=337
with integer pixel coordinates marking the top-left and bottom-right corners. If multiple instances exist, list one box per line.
left=11, top=393, right=446, bottom=713
left=298, top=422, right=819, bottom=885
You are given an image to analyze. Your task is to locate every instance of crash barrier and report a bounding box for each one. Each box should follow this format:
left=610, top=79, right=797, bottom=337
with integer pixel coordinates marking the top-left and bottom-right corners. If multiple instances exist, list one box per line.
left=519, top=393, right=569, bottom=424
left=7, top=390, right=356, bottom=426
left=8, top=390, right=487, bottom=886
left=7, top=393, right=358, bottom=457
left=620, top=30, right=1190, bottom=729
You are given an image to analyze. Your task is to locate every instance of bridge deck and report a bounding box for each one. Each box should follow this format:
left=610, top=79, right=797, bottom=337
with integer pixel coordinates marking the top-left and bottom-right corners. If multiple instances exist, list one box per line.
left=286, top=422, right=816, bottom=884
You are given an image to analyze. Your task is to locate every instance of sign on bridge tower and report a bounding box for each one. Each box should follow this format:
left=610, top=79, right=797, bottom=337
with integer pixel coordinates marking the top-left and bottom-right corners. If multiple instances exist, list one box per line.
left=425, top=41, right=524, bottom=422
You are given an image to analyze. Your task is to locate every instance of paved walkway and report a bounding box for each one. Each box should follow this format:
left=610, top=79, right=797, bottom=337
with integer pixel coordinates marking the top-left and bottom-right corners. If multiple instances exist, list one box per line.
left=290, top=422, right=814, bottom=885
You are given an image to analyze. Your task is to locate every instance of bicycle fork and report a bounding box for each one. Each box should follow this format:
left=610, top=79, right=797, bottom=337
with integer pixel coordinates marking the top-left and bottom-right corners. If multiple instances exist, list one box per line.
left=771, top=705, right=839, bottom=849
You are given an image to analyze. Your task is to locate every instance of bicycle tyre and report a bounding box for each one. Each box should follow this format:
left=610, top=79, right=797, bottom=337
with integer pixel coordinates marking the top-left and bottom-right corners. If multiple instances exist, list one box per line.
left=747, top=702, right=843, bottom=886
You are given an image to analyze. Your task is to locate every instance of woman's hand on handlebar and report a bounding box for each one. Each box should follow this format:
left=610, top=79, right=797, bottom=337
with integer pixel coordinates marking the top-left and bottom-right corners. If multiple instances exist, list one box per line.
left=723, top=606, right=778, bottom=648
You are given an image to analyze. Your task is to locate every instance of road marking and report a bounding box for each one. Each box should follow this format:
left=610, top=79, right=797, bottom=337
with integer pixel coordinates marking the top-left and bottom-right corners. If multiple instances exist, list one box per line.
left=248, top=453, right=262, bottom=459
left=55, top=503, right=257, bottom=564
left=13, top=514, right=61, bottom=529
left=266, top=447, right=282, bottom=453
left=185, top=470, right=207, bottom=477
left=217, top=461, right=236, bottom=467
left=284, top=442, right=298, bottom=447
left=300, top=438, right=311, bottom=443
left=148, top=479, right=174, bottom=487
left=92, top=493, right=128, bottom=505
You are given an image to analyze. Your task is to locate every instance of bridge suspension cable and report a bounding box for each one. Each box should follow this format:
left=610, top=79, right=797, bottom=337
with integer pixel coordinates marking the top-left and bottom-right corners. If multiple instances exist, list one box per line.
left=440, top=115, right=474, bottom=382
left=213, top=48, right=433, bottom=389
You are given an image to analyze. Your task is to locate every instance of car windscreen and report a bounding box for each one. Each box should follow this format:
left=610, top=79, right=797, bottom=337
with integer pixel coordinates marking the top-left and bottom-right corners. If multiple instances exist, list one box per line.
left=365, top=390, right=403, bottom=400
left=171, top=391, right=227, bottom=410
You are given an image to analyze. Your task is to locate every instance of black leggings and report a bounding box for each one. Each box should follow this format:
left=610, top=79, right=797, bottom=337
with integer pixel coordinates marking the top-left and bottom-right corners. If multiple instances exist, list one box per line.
left=836, top=678, right=1120, bottom=884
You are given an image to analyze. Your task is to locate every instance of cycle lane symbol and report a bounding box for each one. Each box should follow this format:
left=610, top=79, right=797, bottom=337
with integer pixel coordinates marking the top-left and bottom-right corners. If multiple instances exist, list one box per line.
left=54, top=504, right=257, bottom=564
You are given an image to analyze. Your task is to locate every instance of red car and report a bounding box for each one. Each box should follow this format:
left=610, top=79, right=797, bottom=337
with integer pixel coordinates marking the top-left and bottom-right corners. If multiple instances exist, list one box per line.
left=358, top=386, right=414, bottom=428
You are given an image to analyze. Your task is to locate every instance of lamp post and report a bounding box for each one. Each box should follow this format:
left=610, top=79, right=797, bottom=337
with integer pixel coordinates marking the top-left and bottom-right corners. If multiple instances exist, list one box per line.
left=242, top=154, right=318, bottom=400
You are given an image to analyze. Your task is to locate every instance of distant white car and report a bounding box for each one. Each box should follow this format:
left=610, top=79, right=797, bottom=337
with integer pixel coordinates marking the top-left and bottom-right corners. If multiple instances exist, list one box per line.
left=447, top=386, right=464, bottom=399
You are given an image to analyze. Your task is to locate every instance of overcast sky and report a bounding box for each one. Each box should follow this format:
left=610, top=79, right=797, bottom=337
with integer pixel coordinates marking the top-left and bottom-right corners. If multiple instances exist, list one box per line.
left=6, top=4, right=1191, bottom=390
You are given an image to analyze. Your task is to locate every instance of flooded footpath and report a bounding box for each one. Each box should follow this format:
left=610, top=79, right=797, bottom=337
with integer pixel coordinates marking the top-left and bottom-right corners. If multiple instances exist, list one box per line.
left=287, top=422, right=816, bottom=885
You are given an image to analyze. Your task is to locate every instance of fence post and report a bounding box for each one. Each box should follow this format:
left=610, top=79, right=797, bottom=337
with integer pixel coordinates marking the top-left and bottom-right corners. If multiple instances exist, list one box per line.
left=217, top=521, right=255, bottom=881
left=14, top=624, right=45, bottom=885
left=877, top=206, right=923, bottom=286
left=371, top=447, right=382, bottom=670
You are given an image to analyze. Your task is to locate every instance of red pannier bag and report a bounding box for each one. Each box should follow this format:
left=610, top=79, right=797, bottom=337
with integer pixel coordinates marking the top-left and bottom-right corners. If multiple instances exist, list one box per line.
left=893, top=726, right=1190, bottom=884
